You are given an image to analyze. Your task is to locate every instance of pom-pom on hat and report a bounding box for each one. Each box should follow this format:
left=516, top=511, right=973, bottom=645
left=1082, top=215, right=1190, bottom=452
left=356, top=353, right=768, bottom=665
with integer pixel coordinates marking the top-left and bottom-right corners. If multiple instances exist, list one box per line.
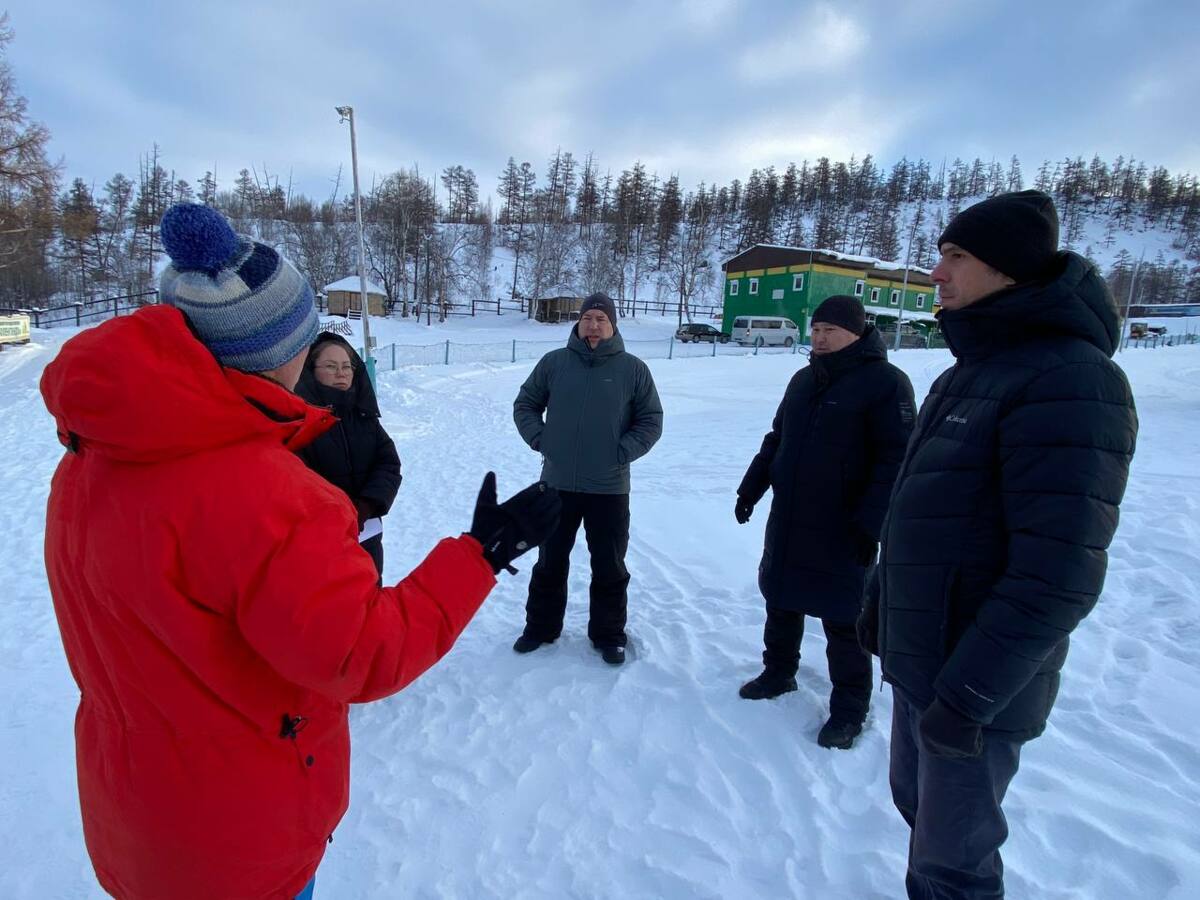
left=159, top=203, right=319, bottom=373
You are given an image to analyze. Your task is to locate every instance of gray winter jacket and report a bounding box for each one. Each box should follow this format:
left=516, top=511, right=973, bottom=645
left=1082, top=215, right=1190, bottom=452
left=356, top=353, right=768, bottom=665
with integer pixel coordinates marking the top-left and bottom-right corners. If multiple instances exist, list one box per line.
left=513, top=327, right=662, bottom=494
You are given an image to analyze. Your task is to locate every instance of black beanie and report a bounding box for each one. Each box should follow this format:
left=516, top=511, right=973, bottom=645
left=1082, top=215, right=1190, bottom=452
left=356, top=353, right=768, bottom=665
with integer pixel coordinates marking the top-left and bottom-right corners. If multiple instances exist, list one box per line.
left=938, top=190, right=1059, bottom=284
left=579, top=292, right=617, bottom=328
left=811, top=294, right=865, bottom=336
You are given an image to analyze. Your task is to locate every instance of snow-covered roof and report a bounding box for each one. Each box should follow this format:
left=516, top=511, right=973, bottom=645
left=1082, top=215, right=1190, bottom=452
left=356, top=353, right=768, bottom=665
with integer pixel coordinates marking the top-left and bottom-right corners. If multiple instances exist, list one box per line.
left=723, top=244, right=933, bottom=276
left=324, top=276, right=387, bottom=295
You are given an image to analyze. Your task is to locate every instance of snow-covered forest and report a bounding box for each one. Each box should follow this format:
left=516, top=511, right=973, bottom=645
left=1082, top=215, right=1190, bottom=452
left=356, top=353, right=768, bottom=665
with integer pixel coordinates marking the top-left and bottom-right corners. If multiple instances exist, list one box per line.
left=9, top=144, right=1200, bottom=322
left=2, top=6, right=1197, bottom=320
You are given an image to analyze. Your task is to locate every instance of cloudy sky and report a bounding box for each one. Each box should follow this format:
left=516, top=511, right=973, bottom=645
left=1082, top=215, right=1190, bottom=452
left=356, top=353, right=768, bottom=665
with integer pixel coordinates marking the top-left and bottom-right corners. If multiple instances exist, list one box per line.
left=7, top=0, right=1195, bottom=205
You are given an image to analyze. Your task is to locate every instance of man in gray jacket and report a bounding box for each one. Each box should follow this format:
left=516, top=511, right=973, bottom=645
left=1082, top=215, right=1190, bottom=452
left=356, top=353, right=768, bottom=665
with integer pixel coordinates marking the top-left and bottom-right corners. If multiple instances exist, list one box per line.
left=512, top=293, right=663, bottom=665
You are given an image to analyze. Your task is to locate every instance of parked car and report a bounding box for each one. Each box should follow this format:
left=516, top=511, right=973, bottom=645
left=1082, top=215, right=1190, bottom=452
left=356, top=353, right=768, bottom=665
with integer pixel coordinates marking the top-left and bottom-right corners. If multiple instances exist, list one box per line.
left=675, top=323, right=731, bottom=343
left=1129, top=322, right=1168, bottom=339
left=730, top=316, right=801, bottom=347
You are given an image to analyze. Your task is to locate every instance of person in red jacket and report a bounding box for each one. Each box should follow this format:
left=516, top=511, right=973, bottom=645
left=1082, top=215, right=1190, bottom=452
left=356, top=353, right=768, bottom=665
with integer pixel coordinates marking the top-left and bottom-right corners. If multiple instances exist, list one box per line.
left=40, top=203, right=560, bottom=900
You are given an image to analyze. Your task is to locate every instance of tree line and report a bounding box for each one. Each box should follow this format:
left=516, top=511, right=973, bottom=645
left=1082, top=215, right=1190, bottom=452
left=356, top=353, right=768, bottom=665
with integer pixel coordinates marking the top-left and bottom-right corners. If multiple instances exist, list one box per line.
left=3, top=19, right=1198, bottom=316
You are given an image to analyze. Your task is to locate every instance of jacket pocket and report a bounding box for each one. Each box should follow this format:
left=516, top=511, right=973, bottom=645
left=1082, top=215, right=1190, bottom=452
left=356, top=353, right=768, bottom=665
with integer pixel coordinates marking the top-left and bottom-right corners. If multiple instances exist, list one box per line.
left=938, top=566, right=963, bottom=657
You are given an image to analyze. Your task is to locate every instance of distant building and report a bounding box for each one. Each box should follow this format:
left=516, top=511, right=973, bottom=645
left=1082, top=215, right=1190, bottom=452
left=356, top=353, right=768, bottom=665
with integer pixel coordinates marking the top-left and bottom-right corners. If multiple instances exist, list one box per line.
left=531, top=286, right=584, bottom=323
left=324, top=276, right=388, bottom=317
left=721, top=245, right=938, bottom=340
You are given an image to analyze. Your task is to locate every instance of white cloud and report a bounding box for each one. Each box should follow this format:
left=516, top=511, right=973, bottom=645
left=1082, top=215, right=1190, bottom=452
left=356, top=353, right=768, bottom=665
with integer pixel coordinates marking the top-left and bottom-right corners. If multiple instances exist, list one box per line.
left=676, top=0, right=739, bottom=32
left=736, top=4, right=866, bottom=83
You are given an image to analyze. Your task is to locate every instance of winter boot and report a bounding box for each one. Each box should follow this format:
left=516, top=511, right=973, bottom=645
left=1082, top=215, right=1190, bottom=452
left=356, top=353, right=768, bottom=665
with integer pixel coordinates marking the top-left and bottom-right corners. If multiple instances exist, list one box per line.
left=597, top=645, right=625, bottom=666
left=513, top=633, right=552, bottom=654
left=739, top=670, right=798, bottom=700
left=817, top=717, right=863, bottom=750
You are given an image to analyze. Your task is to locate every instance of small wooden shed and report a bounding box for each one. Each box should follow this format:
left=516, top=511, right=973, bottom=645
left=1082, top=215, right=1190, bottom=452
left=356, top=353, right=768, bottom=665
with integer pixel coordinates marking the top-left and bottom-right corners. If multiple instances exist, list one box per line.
left=324, top=276, right=387, bottom=317
left=532, top=286, right=584, bottom=323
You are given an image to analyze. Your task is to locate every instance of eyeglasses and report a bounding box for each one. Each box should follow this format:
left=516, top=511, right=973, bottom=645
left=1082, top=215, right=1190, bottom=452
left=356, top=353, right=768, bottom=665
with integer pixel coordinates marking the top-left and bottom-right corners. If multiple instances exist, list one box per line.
left=316, top=363, right=356, bottom=375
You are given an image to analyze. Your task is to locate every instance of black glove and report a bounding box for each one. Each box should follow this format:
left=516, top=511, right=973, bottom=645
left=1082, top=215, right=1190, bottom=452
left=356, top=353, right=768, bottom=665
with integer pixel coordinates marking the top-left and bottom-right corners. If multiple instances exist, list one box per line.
left=734, top=497, right=754, bottom=524
left=856, top=599, right=879, bottom=658
left=352, top=497, right=377, bottom=530
left=853, top=530, right=877, bottom=567
left=468, top=472, right=561, bottom=575
left=918, top=697, right=983, bottom=759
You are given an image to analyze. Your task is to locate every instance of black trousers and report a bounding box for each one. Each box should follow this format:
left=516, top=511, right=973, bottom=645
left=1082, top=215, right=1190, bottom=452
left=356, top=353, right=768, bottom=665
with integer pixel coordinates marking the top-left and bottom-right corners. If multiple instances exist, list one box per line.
left=762, top=605, right=872, bottom=723
left=361, top=534, right=384, bottom=584
left=891, top=690, right=1022, bottom=899
left=525, top=491, right=630, bottom=647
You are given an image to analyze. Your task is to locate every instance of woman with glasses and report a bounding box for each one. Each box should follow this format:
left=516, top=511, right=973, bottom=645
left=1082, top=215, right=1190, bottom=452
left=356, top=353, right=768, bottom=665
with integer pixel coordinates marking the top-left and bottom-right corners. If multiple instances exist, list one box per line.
left=295, top=333, right=401, bottom=578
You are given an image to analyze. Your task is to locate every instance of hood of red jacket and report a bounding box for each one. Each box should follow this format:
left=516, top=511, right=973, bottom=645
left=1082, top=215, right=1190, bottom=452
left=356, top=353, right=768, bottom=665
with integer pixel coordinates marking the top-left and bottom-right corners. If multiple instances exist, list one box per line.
left=41, top=305, right=335, bottom=463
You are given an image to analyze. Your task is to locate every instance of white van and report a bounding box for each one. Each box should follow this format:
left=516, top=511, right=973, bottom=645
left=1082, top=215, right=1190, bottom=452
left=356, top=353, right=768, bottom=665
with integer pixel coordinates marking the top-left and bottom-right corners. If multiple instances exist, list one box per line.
left=731, top=315, right=801, bottom=347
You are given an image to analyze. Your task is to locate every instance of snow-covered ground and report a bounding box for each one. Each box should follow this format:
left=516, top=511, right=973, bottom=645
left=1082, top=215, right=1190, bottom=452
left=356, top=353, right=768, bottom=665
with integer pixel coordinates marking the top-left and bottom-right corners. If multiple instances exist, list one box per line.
left=2, top=315, right=1199, bottom=899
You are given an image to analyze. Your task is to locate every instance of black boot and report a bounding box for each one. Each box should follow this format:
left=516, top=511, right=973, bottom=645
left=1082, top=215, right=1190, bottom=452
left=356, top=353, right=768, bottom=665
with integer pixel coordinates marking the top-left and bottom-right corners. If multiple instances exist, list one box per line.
left=597, top=645, right=625, bottom=666
left=817, top=716, right=863, bottom=749
left=513, top=633, right=552, bottom=654
left=739, top=670, right=798, bottom=700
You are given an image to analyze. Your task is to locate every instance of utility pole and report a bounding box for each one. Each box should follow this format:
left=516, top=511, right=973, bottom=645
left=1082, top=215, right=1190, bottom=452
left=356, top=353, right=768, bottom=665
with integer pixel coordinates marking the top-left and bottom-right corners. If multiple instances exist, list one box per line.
left=893, top=207, right=923, bottom=352
left=1119, top=249, right=1145, bottom=352
left=335, top=105, right=375, bottom=384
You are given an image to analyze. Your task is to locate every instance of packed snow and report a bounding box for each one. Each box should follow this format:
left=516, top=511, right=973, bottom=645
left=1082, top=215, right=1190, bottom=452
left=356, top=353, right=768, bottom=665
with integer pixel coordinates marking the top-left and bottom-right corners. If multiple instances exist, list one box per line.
left=1, top=312, right=1198, bottom=899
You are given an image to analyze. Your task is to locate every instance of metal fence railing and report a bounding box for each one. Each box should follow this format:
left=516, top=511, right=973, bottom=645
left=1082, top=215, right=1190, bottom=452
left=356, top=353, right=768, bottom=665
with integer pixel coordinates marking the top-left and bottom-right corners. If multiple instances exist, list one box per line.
left=1, top=291, right=160, bottom=328
left=365, top=337, right=807, bottom=373
left=1120, top=333, right=1200, bottom=349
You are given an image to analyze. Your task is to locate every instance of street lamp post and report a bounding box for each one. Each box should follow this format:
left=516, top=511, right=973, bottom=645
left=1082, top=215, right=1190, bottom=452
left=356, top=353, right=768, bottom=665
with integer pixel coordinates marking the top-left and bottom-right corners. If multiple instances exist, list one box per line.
left=893, top=210, right=923, bottom=352
left=335, top=105, right=375, bottom=385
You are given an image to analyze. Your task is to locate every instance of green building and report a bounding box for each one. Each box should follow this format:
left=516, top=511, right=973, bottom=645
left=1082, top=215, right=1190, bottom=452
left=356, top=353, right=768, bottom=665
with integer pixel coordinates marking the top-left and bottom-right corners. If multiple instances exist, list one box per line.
left=721, top=245, right=938, bottom=340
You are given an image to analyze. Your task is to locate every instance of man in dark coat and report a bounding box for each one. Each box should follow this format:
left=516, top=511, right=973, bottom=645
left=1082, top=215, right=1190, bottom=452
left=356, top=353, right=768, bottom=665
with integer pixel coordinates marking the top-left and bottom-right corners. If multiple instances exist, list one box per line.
left=295, top=333, right=402, bottom=577
left=735, top=295, right=915, bottom=749
left=512, top=293, right=663, bottom=665
left=859, top=191, right=1138, bottom=898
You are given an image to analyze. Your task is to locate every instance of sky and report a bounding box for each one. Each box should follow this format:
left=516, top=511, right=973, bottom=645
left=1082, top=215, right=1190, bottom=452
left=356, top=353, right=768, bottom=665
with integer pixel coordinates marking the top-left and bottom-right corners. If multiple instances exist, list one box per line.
left=6, top=0, right=1195, bottom=206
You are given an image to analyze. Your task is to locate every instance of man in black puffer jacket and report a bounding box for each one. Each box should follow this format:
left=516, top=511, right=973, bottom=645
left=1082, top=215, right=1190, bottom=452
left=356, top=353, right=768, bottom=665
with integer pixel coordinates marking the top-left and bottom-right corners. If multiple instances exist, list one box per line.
left=736, top=296, right=915, bottom=749
left=860, top=191, right=1138, bottom=899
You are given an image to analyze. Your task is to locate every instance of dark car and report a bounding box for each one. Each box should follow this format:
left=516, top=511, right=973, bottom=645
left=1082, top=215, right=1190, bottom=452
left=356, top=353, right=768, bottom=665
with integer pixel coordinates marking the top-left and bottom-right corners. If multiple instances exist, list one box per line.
left=675, top=323, right=731, bottom=343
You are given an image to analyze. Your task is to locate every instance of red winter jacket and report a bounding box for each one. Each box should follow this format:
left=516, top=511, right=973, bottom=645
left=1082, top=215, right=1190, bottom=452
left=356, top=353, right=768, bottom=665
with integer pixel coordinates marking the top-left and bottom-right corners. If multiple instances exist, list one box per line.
left=40, top=306, right=495, bottom=899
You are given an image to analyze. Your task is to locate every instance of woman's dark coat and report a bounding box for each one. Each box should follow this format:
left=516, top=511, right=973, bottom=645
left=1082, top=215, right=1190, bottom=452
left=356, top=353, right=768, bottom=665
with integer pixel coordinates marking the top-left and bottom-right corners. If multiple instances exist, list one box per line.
left=738, top=326, right=916, bottom=623
left=294, top=334, right=401, bottom=524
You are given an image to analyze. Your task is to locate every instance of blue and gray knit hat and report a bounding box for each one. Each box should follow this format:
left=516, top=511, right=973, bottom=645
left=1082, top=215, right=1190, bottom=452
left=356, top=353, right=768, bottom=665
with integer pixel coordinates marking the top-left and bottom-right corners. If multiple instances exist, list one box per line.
left=159, top=203, right=319, bottom=372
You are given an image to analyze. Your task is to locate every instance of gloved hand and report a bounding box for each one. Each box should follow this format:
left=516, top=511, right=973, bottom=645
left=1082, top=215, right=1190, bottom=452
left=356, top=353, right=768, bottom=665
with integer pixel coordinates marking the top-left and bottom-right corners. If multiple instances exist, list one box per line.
left=734, top=497, right=754, bottom=524
left=856, top=597, right=879, bottom=657
left=918, top=697, right=983, bottom=759
left=853, top=530, right=877, bottom=567
left=468, top=472, right=561, bottom=575
left=352, top=497, right=377, bottom=530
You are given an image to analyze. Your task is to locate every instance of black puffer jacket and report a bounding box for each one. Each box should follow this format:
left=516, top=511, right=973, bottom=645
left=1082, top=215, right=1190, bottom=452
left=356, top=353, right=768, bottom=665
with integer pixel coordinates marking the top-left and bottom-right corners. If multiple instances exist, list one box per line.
left=870, top=252, right=1137, bottom=741
left=294, top=334, right=402, bottom=521
left=738, top=327, right=916, bottom=622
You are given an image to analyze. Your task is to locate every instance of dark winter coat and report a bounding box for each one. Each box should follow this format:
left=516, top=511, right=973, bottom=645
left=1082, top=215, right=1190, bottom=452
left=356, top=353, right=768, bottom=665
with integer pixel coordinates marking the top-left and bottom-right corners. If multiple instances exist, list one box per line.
left=868, top=251, right=1137, bottom=742
left=513, top=326, right=663, bottom=494
left=738, top=326, right=916, bottom=623
left=295, top=334, right=402, bottom=523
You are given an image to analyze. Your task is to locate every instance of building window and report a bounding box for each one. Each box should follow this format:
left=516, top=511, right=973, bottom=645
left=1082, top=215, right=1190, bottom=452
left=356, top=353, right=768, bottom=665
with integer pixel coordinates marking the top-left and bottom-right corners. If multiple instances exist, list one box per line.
left=916, top=293, right=926, bottom=309
left=729, top=280, right=738, bottom=296
left=870, top=287, right=880, bottom=304
left=890, top=289, right=900, bottom=306
left=749, top=278, right=759, bottom=295
left=772, top=288, right=784, bottom=300
left=854, top=279, right=865, bottom=297
left=793, top=273, right=804, bottom=291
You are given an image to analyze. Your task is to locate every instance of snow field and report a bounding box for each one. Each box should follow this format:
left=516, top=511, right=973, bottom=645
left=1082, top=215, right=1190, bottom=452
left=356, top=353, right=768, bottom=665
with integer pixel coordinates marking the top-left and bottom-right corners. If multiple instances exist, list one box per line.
left=0, top=320, right=1198, bottom=898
